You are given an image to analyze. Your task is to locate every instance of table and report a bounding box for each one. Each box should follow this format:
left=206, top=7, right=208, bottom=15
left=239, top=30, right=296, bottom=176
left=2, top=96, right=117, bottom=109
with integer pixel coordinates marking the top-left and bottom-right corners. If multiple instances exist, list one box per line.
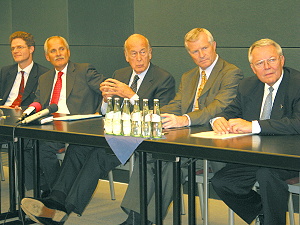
left=1, top=108, right=300, bottom=224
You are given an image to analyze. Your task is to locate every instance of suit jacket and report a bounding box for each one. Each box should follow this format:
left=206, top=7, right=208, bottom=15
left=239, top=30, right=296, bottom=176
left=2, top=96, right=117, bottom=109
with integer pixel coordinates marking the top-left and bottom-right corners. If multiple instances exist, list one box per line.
left=0, top=62, right=49, bottom=107
left=217, top=67, right=300, bottom=135
left=35, top=61, right=105, bottom=114
left=112, top=62, right=175, bottom=109
left=161, top=57, right=243, bottom=126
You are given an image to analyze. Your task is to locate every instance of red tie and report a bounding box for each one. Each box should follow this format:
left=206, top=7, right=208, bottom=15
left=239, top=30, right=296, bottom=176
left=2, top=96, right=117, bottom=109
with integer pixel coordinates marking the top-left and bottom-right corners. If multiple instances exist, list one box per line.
left=50, top=72, right=63, bottom=105
left=11, top=71, right=25, bottom=107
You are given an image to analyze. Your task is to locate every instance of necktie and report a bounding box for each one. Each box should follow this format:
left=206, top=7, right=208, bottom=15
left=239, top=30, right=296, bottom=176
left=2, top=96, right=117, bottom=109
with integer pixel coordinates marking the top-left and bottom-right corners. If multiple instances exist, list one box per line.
left=50, top=72, right=63, bottom=105
left=260, top=86, right=274, bottom=120
left=11, top=71, right=25, bottom=107
left=130, top=75, right=140, bottom=93
left=194, top=70, right=207, bottom=110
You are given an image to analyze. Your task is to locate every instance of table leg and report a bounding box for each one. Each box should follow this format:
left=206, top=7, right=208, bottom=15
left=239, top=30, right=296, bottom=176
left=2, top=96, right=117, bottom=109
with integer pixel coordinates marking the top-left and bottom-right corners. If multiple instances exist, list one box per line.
left=203, top=159, right=208, bottom=225
left=188, top=159, right=196, bottom=225
left=139, top=151, right=148, bottom=224
left=8, top=141, right=16, bottom=212
left=173, top=158, right=181, bottom=225
left=33, top=140, right=40, bottom=198
left=155, top=160, right=163, bottom=225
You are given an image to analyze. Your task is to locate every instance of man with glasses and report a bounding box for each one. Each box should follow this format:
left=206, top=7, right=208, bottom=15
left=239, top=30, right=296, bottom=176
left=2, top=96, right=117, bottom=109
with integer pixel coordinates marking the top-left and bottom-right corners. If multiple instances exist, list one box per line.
left=119, top=28, right=243, bottom=225
left=0, top=31, right=49, bottom=191
left=211, top=38, right=300, bottom=225
left=20, top=34, right=175, bottom=225
left=0, top=31, right=48, bottom=108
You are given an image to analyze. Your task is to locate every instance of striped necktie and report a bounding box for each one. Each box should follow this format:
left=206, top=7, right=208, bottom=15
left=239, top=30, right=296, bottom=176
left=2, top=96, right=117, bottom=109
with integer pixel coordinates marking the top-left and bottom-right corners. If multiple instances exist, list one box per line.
left=11, top=71, right=25, bottom=107
left=194, top=70, right=207, bottom=110
left=130, top=75, right=139, bottom=93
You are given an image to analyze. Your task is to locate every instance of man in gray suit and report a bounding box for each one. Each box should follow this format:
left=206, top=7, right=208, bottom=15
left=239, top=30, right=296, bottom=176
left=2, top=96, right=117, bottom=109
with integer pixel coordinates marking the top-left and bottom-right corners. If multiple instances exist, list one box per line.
left=120, top=28, right=243, bottom=225
left=21, top=34, right=175, bottom=225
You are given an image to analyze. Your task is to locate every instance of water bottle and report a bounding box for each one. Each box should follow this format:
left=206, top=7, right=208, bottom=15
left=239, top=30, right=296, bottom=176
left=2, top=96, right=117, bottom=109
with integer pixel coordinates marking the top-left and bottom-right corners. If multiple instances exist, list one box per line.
left=112, top=98, right=122, bottom=135
left=104, top=97, right=113, bottom=134
left=122, top=98, right=131, bottom=136
left=152, top=99, right=162, bottom=138
left=131, top=99, right=141, bottom=137
left=141, top=99, right=151, bottom=138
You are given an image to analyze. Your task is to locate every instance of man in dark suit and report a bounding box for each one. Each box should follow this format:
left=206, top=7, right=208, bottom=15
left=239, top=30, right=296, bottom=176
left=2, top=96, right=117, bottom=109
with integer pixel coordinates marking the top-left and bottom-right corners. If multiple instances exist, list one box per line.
left=0, top=31, right=48, bottom=108
left=120, top=28, right=243, bottom=225
left=0, top=31, right=49, bottom=190
left=211, top=38, right=300, bottom=225
left=100, top=33, right=175, bottom=109
left=20, top=34, right=175, bottom=225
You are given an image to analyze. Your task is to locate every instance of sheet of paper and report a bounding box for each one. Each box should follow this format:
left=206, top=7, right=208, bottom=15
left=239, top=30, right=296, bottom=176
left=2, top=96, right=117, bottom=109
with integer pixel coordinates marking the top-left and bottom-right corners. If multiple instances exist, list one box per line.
left=53, top=114, right=102, bottom=121
left=190, top=131, right=253, bottom=139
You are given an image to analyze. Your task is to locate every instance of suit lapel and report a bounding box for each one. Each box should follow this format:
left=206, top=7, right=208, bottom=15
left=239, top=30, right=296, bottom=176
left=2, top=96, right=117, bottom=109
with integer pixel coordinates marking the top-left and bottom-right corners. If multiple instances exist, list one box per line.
left=271, top=71, right=288, bottom=119
left=66, top=62, right=76, bottom=99
left=137, top=63, right=154, bottom=97
left=23, top=63, right=38, bottom=99
left=3, top=66, right=18, bottom=100
left=184, top=67, right=200, bottom=113
left=44, top=69, right=56, bottom=104
left=199, top=58, right=222, bottom=97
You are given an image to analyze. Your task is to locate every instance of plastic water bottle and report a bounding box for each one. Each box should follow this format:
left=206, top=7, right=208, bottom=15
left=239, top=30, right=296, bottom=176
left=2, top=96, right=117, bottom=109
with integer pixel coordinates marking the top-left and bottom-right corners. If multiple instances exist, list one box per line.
left=152, top=99, right=162, bottom=138
left=104, top=97, right=113, bottom=134
left=131, top=99, right=141, bottom=137
left=142, top=99, right=151, bottom=138
left=122, top=98, right=131, bottom=136
left=113, top=98, right=122, bottom=135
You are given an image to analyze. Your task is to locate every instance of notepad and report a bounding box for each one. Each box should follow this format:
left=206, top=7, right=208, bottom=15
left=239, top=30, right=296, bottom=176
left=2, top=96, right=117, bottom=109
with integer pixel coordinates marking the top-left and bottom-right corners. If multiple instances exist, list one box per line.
left=190, top=131, right=253, bottom=139
left=53, top=114, right=102, bottom=121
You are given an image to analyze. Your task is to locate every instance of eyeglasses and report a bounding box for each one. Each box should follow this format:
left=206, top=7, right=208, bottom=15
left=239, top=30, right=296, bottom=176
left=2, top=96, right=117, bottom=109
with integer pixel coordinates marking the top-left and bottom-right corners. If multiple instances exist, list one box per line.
left=129, top=49, right=148, bottom=58
left=11, top=46, right=28, bottom=52
left=252, top=56, right=281, bottom=69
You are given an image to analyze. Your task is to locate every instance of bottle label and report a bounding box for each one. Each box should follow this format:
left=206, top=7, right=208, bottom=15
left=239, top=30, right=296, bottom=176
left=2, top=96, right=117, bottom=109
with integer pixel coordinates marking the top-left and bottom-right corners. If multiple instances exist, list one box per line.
left=144, top=114, right=151, bottom=122
left=152, top=114, right=161, bottom=122
left=132, top=112, right=141, bottom=121
left=113, top=111, right=121, bottom=120
left=122, top=113, right=131, bottom=121
left=106, top=111, right=114, bottom=119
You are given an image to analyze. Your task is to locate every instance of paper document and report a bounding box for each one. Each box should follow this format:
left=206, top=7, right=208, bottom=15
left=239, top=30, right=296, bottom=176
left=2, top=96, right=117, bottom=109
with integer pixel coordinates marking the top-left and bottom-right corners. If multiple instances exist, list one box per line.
left=53, top=114, right=102, bottom=121
left=190, top=131, right=253, bottom=139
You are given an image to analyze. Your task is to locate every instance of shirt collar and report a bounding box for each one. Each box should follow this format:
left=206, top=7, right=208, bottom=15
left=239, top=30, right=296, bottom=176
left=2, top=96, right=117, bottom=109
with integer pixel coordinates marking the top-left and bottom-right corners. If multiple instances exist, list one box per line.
left=264, top=69, right=284, bottom=92
left=55, top=63, right=68, bottom=75
left=18, top=61, right=34, bottom=74
left=199, top=54, right=219, bottom=78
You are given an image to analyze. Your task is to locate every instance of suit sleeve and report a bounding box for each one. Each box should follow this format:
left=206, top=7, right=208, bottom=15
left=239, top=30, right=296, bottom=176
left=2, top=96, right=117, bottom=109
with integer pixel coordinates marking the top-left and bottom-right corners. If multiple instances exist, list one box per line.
left=86, top=64, right=106, bottom=94
left=187, top=67, right=243, bottom=126
left=151, top=74, right=175, bottom=107
left=161, top=75, right=185, bottom=114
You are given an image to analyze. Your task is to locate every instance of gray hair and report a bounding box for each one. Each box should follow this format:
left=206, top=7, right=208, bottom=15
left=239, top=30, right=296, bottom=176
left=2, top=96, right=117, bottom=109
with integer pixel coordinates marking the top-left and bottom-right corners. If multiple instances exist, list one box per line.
left=44, top=36, right=69, bottom=54
left=184, top=28, right=214, bottom=50
left=248, top=38, right=283, bottom=63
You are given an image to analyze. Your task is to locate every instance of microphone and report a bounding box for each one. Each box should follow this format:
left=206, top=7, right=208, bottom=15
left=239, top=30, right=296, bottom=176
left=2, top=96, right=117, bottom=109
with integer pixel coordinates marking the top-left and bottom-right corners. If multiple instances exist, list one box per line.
left=18, top=102, right=42, bottom=121
left=20, top=104, right=58, bottom=125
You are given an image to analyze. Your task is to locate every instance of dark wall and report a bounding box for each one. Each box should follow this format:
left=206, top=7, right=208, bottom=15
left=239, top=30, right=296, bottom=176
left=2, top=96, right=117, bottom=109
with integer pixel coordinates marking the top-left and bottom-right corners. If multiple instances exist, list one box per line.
left=0, top=0, right=299, bottom=89
left=0, top=0, right=134, bottom=77
left=134, top=1, right=300, bottom=86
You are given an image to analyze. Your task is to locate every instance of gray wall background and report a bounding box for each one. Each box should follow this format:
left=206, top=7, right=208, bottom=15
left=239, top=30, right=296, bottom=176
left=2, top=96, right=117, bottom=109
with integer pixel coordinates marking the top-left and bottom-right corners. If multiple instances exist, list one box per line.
left=1, top=0, right=299, bottom=90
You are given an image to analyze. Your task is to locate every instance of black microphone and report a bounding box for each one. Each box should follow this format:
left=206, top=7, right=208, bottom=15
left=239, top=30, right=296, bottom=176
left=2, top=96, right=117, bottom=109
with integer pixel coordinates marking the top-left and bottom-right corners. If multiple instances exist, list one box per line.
left=17, top=102, right=42, bottom=122
left=20, top=104, right=58, bottom=124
